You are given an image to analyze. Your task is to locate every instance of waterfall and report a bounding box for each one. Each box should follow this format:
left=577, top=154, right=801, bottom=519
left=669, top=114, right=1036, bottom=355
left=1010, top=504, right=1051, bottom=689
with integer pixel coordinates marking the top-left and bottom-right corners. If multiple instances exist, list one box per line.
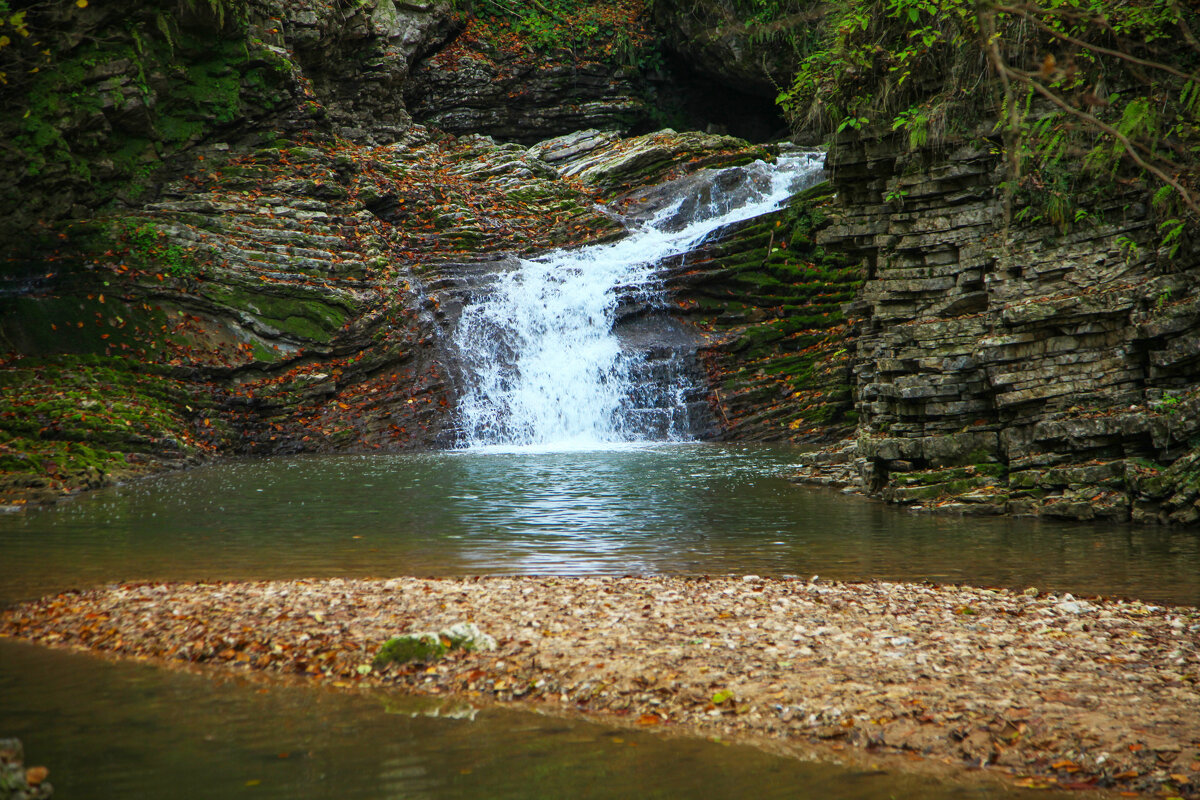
left=452, top=150, right=825, bottom=449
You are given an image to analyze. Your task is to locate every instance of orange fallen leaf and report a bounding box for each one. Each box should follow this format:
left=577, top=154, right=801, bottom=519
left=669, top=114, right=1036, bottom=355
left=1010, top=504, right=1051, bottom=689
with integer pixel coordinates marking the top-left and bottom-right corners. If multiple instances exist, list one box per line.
left=25, top=767, right=48, bottom=786
left=637, top=713, right=663, bottom=726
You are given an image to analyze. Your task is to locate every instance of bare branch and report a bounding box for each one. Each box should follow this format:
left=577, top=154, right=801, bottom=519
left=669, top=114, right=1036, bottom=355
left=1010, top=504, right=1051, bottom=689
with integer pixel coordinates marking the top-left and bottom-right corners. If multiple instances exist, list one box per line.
left=992, top=2, right=1197, bottom=82
left=978, top=0, right=1024, bottom=223
left=1001, top=66, right=1200, bottom=216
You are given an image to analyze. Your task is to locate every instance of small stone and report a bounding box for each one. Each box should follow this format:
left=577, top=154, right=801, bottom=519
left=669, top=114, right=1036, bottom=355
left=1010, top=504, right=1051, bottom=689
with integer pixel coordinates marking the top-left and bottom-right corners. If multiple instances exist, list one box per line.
left=1056, top=600, right=1093, bottom=614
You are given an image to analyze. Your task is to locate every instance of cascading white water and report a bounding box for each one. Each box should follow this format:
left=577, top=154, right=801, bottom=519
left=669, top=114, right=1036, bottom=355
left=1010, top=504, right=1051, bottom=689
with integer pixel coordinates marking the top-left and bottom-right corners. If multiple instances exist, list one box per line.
left=452, top=151, right=825, bottom=449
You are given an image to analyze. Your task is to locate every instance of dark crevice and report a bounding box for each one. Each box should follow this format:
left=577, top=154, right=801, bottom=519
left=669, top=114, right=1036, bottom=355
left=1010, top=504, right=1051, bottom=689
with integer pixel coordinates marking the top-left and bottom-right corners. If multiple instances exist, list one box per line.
left=640, top=55, right=789, bottom=143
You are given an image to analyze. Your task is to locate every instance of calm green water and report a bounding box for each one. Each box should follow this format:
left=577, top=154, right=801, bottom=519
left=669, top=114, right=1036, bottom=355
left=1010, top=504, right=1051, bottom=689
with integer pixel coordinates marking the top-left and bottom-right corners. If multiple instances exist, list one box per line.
left=2, top=444, right=1198, bottom=605
left=1, top=443, right=1197, bottom=798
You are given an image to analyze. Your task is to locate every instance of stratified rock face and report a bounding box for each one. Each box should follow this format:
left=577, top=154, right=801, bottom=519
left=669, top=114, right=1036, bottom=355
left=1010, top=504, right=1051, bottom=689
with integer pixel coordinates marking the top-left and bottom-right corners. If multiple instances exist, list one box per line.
left=530, top=128, right=774, bottom=197
left=404, top=21, right=651, bottom=144
left=624, top=167, right=861, bottom=443
left=793, top=127, right=1200, bottom=524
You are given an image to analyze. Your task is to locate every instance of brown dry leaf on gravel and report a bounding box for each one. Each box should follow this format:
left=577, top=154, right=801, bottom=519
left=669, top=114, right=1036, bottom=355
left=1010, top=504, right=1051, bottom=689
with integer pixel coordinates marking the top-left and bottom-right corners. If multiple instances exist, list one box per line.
left=3, top=575, right=1199, bottom=798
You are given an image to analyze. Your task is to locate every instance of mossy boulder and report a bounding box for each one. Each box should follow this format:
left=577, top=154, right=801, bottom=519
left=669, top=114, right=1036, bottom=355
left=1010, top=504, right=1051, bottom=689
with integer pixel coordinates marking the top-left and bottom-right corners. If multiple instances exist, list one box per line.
left=372, top=622, right=497, bottom=668
left=373, top=633, right=450, bottom=666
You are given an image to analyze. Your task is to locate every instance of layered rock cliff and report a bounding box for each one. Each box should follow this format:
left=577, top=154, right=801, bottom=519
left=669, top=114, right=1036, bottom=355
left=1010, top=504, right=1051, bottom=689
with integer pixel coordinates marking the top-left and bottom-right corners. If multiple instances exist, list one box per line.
left=788, top=127, right=1200, bottom=524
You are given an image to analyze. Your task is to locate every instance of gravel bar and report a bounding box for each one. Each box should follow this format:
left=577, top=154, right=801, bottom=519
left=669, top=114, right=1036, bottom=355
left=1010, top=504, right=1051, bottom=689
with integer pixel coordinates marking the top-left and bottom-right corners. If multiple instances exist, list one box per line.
left=3, top=575, right=1199, bottom=797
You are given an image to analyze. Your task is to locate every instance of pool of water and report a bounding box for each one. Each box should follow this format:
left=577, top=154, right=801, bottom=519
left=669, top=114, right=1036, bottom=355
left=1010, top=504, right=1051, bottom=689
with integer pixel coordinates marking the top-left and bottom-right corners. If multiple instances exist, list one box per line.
left=2, top=444, right=1197, bottom=799
left=2, top=444, right=1198, bottom=606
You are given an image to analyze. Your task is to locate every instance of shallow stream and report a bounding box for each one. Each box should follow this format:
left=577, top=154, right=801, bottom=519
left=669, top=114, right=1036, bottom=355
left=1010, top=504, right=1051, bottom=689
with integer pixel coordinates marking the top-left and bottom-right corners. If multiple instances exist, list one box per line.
left=2, top=445, right=1198, bottom=798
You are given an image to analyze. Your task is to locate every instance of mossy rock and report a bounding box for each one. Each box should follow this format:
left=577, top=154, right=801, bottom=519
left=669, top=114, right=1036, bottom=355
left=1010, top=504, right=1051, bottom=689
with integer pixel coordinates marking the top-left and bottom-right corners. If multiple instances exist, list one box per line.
left=373, top=633, right=449, bottom=666
left=372, top=622, right=496, bottom=668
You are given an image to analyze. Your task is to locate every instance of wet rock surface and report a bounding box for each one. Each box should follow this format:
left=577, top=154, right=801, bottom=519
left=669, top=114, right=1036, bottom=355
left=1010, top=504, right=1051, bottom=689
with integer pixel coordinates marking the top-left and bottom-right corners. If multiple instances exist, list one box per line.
left=4, top=576, right=1198, bottom=798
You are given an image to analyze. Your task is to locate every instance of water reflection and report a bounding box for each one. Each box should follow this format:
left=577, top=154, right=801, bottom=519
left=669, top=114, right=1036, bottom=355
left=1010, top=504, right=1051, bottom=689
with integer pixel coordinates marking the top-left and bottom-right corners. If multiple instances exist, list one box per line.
left=1, top=443, right=1198, bottom=605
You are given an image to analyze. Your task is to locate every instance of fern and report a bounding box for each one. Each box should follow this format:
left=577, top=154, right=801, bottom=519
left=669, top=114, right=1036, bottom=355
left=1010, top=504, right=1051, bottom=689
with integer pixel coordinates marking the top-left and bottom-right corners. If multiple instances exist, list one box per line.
left=1117, top=98, right=1156, bottom=143
left=1152, top=184, right=1175, bottom=211
left=1181, top=80, right=1200, bottom=120
left=155, top=12, right=175, bottom=55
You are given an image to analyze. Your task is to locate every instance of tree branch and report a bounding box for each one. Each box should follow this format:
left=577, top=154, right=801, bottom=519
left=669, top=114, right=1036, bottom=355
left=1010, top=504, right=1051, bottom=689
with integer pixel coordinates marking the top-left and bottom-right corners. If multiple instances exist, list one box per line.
left=1002, top=66, right=1200, bottom=216
left=978, top=0, right=1023, bottom=223
left=992, top=2, right=1197, bottom=82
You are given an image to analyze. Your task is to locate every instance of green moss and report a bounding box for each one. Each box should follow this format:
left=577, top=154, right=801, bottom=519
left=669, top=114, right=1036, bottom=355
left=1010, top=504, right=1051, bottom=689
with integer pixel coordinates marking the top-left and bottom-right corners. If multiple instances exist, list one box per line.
left=0, top=354, right=212, bottom=500
left=198, top=284, right=353, bottom=343
left=373, top=634, right=450, bottom=667
left=1, top=7, right=287, bottom=233
left=892, top=465, right=1005, bottom=487
left=681, top=186, right=863, bottom=439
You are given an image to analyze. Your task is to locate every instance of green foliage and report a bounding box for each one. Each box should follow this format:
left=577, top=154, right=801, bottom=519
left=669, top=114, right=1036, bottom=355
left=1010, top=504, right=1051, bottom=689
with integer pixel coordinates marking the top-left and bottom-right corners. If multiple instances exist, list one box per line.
left=1160, top=219, right=1186, bottom=259
left=776, top=0, right=1200, bottom=241
left=777, top=0, right=979, bottom=138
left=1154, top=391, right=1182, bottom=415
left=892, top=105, right=930, bottom=148
left=730, top=0, right=825, bottom=69
left=1116, top=234, right=1141, bottom=261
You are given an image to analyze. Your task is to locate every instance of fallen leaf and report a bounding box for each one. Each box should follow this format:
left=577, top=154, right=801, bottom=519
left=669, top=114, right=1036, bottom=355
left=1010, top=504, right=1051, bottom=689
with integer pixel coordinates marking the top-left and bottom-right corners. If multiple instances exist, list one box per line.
left=25, top=767, right=48, bottom=786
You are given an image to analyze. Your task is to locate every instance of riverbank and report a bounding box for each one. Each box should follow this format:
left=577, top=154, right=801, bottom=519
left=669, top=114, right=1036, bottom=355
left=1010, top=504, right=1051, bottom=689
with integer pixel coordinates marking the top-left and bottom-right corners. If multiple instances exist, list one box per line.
left=2, top=576, right=1197, bottom=797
